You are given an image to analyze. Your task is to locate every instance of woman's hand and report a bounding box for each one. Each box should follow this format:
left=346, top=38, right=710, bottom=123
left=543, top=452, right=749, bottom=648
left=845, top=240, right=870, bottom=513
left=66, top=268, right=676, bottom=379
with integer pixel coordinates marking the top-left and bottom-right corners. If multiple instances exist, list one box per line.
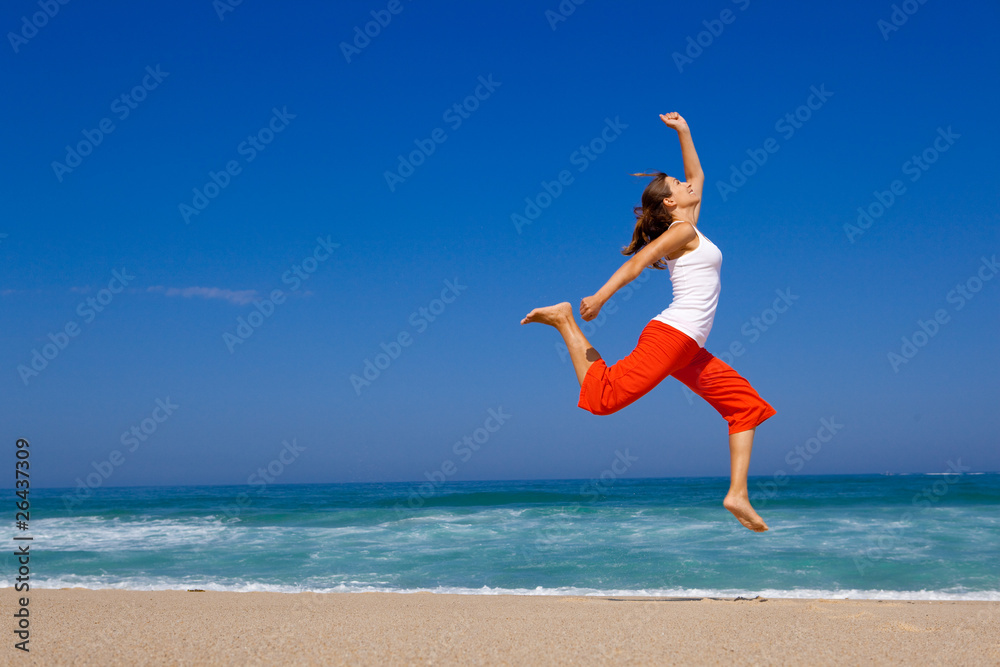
left=660, top=111, right=689, bottom=133
left=580, top=294, right=604, bottom=322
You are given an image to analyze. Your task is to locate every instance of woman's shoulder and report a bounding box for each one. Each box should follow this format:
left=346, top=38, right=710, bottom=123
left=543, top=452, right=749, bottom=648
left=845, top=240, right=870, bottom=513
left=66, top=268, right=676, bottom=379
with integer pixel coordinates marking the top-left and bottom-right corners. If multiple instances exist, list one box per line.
left=668, top=219, right=699, bottom=232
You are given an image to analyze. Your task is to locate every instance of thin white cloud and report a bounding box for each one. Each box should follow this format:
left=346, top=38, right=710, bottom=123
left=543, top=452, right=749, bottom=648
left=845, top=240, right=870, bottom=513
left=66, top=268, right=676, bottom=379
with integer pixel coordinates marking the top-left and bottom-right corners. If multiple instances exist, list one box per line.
left=147, top=286, right=259, bottom=305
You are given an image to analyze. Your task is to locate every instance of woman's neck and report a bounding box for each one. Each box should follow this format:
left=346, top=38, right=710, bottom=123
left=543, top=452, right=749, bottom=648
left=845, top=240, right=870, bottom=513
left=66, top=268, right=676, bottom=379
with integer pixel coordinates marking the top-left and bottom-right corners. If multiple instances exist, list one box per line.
left=672, top=205, right=698, bottom=226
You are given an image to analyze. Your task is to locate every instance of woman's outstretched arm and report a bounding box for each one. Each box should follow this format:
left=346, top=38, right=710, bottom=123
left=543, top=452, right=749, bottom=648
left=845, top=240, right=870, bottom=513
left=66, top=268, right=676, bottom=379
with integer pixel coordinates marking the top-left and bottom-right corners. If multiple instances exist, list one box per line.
left=661, top=112, right=705, bottom=192
left=580, top=222, right=697, bottom=321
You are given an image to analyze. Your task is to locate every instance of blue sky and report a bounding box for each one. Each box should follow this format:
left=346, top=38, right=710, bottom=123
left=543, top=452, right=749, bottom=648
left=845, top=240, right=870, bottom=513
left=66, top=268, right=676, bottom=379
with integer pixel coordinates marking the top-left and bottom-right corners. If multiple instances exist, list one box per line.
left=2, top=0, right=998, bottom=489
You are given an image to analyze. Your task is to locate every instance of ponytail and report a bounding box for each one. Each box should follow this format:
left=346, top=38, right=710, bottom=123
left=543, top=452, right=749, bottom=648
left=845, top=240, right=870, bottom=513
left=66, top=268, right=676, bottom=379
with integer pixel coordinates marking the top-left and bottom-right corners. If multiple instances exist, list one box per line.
left=622, top=171, right=674, bottom=270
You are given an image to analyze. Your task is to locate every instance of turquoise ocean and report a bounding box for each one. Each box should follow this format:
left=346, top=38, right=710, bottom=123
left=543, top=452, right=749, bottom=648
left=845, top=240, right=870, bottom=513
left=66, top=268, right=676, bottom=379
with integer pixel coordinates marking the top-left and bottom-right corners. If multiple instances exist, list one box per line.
left=9, top=474, right=999, bottom=600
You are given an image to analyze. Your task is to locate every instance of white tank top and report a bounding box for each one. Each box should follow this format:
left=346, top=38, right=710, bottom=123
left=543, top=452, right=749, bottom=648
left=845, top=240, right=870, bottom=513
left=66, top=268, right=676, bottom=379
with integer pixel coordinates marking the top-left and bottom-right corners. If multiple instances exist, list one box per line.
left=651, top=221, right=722, bottom=347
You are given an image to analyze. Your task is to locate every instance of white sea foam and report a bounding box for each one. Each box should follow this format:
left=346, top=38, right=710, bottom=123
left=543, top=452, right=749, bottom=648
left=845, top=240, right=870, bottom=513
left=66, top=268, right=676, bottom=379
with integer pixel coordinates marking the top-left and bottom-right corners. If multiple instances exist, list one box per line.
left=30, top=516, right=240, bottom=551
left=14, top=577, right=1000, bottom=601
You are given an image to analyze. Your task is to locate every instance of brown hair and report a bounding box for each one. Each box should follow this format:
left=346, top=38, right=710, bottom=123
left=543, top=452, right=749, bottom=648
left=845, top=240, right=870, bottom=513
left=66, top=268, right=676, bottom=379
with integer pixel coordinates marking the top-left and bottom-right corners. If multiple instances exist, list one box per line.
left=622, top=171, right=674, bottom=269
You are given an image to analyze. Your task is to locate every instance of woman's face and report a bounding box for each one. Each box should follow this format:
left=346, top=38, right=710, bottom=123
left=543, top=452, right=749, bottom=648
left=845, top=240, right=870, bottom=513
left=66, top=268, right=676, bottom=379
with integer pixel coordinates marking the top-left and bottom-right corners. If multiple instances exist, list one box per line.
left=664, top=176, right=698, bottom=208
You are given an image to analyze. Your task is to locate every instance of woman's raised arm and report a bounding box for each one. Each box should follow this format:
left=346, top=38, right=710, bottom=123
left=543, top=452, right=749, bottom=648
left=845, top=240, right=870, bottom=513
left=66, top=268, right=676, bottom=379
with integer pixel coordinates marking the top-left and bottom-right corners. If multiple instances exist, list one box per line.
left=661, top=112, right=704, bottom=196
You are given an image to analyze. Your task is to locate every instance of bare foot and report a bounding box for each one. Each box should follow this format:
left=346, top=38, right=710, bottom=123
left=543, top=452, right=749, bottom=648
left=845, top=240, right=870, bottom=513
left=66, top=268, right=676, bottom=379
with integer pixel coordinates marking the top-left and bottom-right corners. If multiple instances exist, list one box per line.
left=723, top=492, right=769, bottom=532
left=520, top=302, right=573, bottom=326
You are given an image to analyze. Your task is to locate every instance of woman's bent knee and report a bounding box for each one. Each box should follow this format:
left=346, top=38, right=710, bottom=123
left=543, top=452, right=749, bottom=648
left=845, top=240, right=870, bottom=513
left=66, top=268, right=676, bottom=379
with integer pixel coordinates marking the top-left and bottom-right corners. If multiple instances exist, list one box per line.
left=727, top=402, right=777, bottom=434
left=580, top=402, right=621, bottom=416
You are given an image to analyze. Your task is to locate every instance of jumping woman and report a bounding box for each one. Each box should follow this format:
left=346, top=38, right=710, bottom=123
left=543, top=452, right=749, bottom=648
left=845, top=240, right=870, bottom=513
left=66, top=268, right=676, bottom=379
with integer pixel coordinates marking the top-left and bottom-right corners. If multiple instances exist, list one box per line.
left=520, top=112, right=776, bottom=532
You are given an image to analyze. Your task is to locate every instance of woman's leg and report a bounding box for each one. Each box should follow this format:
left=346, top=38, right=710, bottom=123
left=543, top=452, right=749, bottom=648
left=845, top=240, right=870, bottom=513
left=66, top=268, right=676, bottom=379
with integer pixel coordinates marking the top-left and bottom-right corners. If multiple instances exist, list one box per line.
left=520, top=302, right=601, bottom=385
left=672, top=348, right=776, bottom=532
left=523, top=306, right=700, bottom=415
left=672, top=348, right=777, bottom=435
left=723, top=428, right=769, bottom=532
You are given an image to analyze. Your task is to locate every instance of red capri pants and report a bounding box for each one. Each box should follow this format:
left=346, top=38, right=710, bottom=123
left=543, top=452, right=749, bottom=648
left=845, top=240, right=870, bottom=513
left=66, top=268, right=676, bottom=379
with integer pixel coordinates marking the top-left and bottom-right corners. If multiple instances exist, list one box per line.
left=578, top=320, right=776, bottom=434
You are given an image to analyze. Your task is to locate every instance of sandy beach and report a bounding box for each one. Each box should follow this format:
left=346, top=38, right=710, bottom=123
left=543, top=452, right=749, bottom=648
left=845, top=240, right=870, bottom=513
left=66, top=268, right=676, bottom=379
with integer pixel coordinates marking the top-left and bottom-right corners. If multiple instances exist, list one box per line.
left=1, top=588, right=997, bottom=665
